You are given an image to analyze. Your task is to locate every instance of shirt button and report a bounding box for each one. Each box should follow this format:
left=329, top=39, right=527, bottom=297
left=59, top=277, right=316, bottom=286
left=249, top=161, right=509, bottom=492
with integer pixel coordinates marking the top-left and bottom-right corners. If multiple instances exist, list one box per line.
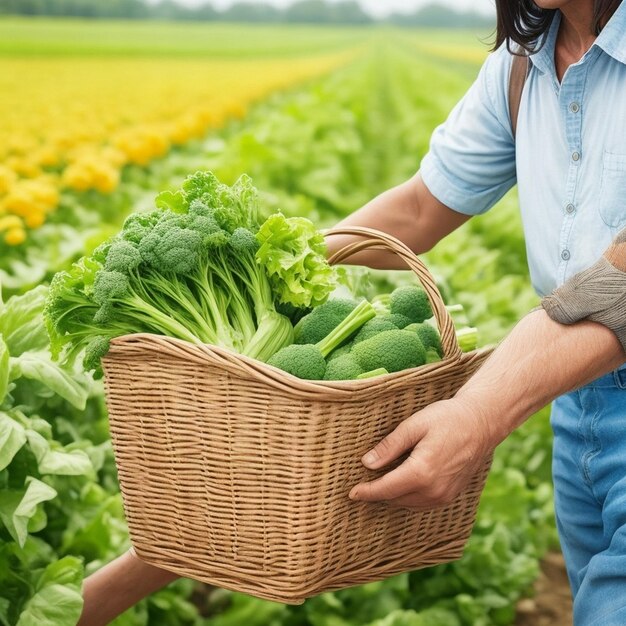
left=565, top=203, right=576, bottom=214
left=569, top=102, right=580, bottom=113
left=561, top=249, right=571, bottom=261
left=572, top=151, right=581, bottom=162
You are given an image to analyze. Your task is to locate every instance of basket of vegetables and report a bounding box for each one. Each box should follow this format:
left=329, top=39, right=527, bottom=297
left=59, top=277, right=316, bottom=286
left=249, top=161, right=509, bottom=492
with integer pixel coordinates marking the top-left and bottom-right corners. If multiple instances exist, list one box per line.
left=45, top=172, right=493, bottom=604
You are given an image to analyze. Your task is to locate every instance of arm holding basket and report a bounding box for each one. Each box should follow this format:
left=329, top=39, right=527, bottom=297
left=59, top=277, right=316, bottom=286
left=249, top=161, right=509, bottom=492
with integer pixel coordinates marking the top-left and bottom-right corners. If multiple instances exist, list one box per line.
left=349, top=229, right=626, bottom=509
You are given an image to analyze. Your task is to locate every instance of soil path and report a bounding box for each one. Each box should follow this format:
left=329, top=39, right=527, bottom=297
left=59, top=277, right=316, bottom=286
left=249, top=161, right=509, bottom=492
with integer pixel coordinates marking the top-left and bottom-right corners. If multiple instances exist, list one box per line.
left=515, top=552, right=573, bottom=626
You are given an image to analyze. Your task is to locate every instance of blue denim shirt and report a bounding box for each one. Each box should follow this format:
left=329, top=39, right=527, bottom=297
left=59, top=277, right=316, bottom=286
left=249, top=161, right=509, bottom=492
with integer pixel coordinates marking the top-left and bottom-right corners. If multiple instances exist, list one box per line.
left=420, top=3, right=626, bottom=297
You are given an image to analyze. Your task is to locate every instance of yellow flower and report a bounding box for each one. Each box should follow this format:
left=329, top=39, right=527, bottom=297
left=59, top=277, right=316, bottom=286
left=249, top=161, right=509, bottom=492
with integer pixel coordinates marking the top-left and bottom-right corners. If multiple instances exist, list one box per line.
left=62, top=158, right=119, bottom=194
left=0, top=47, right=355, bottom=228
left=0, top=215, right=23, bottom=231
left=0, top=166, right=17, bottom=195
left=4, top=227, right=26, bottom=246
left=33, top=145, right=61, bottom=168
left=2, top=186, right=33, bottom=217
left=6, top=156, right=41, bottom=179
left=24, top=210, right=46, bottom=229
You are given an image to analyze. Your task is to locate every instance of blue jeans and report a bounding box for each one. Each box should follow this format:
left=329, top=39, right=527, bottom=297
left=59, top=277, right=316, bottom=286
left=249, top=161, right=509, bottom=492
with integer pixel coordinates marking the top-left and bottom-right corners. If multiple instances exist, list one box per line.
left=551, top=364, right=626, bottom=626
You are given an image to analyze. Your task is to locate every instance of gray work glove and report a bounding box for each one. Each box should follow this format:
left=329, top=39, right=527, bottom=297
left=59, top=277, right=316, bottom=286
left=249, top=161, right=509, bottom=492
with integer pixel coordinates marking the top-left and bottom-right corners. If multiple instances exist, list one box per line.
left=541, top=228, right=626, bottom=353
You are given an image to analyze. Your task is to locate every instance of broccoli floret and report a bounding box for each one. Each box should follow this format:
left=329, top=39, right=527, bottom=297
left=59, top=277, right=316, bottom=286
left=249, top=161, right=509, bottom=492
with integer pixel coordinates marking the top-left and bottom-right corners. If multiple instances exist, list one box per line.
left=353, top=317, right=398, bottom=344
left=182, top=171, right=258, bottom=232
left=351, top=329, right=426, bottom=373
left=267, top=300, right=375, bottom=379
left=390, top=285, right=433, bottom=324
left=121, top=210, right=162, bottom=244
left=92, top=240, right=113, bottom=265
left=188, top=198, right=212, bottom=217
left=327, top=343, right=352, bottom=362
left=83, top=335, right=111, bottom=374
left=324, top=354, right=362, bottom=381
left=138, top=224, right=202, bottom=275
left=93, top=270, right=131, bottom=304
left=104, top=240, right=142, bottom=274
left=409, top=323, right=443, bottom=357
left=230, top=227, right=260, bottom=255
left=267, top=344, right=327, bottom=380
left=384, top=314, right=412, bottom=329
left=294, top=298, right=357, bottom=345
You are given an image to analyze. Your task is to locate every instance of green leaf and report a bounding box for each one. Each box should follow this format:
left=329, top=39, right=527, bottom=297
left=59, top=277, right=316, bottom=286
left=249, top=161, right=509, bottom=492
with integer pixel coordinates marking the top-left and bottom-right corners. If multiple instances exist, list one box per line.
left=37, top=555, right=83, bottom=590
left=0, top=335, right=8, bottom=405
left=256, top=213, right=336, bottom=309
left=0, top=477, right=57, bottom=547
left=25, top=431, right=93, bottom=477
left=10, top=351, right=89, bottom=410
left=0, top=411, right=26, bottom=471
left=0, top=598, right=10, bottom=626
left=155, top=190, right=186, bottom=214
left=16, top=557, right=84, bottom=626
left=0, top=287, right=49, bottom=356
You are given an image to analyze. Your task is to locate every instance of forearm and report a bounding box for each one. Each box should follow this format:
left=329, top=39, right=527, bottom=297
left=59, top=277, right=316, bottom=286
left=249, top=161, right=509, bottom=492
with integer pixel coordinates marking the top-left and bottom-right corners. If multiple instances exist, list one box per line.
left=457, top=309, right=626, bottom=445
left=326, top=172, right=469, bottom=269
left=78, top=550, right=179, bottom=626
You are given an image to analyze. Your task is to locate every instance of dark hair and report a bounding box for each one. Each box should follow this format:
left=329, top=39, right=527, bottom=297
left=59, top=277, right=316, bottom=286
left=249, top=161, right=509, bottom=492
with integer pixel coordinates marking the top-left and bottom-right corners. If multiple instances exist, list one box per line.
left=493, top=0, right=622, bottom=53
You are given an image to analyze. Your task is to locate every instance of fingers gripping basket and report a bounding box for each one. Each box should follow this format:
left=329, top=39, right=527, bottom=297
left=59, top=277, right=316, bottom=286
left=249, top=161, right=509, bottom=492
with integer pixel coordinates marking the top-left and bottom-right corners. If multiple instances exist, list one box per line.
left=103, top=227, right=493, bottom=604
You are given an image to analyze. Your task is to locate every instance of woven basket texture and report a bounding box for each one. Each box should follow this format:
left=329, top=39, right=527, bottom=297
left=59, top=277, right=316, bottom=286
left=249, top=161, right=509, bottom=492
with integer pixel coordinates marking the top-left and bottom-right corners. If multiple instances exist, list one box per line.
left=103, top=227, right=494, bottom=604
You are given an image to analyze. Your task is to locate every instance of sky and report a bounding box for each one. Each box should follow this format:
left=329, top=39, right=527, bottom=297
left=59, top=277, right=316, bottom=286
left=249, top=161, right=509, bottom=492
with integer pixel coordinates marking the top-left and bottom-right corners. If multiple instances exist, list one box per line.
left=171, top=0, right=496, bottom=18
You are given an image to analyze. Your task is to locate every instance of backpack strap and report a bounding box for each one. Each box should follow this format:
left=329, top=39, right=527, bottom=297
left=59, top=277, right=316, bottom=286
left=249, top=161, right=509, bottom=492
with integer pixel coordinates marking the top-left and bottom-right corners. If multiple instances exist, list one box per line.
left=508, top=53, right=530, bottom=139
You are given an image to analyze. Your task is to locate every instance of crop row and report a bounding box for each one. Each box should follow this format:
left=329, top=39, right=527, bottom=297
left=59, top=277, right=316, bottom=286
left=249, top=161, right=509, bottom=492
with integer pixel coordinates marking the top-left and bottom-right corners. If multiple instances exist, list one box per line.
left=0, top=49, right=354, bottom=248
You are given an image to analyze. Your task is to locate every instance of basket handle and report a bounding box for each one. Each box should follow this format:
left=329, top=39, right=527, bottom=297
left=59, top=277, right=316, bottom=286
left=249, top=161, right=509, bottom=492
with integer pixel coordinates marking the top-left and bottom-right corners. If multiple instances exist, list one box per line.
left=325, top=226, right=462, bottom=361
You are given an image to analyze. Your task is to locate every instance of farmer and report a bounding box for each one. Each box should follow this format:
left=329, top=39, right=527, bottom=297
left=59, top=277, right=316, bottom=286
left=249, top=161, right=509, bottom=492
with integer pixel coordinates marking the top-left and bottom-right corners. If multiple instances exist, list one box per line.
left=79, top=1, right=626, bottom=624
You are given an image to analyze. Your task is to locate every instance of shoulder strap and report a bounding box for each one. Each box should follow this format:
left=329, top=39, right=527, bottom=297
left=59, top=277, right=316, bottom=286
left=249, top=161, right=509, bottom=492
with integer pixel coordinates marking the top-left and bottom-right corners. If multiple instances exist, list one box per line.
left=508, top=53, right=530, bottom=140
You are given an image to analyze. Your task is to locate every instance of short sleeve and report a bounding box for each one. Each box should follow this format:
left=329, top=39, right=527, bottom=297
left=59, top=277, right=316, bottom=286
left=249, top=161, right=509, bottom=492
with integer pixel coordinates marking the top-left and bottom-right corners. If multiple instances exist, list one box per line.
left=420, top=45, right=517, bottom=216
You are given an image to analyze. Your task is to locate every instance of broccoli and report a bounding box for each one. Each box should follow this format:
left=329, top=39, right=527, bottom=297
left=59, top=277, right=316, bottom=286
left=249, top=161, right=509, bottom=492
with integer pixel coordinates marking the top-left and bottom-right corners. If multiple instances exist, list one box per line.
left=267, top=344, right=327, bottom=380
left=45, top=172, right=338, bottom=369
left=83, top=335, right=111, bottom=375
left=390, top=285, right=433, bottom=324
left=351, top=329, right=426, bottom=373
left=104, top=240, right=142, bottom=273
left=294, top=298, right=357, bottom=345
left=324, top=354, right=362, bottom=381
left=267, top=300, right=375, bottom=379
left=353, top=317, right=397, bottom=344
left=384, top=313, right=412, bottom=329
left=91, top=270, right=204, bottom=345
left=405, top=323, right=443, bottom=358
left=120, top=210, right=162, bottom=245
left=326, top=343, right=352, bottom=362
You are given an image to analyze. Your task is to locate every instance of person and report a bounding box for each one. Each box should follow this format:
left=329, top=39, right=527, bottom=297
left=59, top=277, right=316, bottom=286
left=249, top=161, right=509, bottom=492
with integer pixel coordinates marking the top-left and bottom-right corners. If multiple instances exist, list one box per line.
left=78, top=1, right=626, bottom=624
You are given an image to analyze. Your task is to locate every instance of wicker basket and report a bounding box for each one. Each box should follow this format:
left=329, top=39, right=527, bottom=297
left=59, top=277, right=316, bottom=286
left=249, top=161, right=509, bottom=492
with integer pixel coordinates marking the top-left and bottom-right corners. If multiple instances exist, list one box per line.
left=103, top=227, right=493, bottom=604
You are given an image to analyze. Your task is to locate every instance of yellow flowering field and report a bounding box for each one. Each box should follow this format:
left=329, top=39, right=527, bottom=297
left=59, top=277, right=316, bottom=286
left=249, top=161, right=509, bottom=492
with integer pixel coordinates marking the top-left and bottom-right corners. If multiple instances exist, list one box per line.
left=0, top=21, right=359, bottom=246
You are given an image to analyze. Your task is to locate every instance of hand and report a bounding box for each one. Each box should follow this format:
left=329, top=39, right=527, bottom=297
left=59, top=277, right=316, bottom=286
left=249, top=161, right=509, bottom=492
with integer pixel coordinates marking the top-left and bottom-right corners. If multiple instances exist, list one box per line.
left=348, top=396, right=496, bottom=509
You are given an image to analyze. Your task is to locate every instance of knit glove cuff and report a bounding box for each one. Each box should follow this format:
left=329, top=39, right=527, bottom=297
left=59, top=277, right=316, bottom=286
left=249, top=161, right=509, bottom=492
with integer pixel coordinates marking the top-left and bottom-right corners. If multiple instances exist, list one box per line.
left=541, top=228, right=626, bottom=352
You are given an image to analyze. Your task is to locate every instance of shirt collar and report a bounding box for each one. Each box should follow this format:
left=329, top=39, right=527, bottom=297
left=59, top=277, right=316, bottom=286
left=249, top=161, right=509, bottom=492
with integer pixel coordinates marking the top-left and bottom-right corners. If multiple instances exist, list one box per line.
left=528, top=12, right=561, bottom=76
left=529, top=3, right=626, bottom=75
left=594, top=0, right=626, bottom=65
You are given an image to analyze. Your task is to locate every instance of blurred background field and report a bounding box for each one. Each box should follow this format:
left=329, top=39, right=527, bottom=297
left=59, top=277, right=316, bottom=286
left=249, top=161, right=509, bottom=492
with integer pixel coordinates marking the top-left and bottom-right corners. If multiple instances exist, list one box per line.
left=0, top=4, right=566, bottom=626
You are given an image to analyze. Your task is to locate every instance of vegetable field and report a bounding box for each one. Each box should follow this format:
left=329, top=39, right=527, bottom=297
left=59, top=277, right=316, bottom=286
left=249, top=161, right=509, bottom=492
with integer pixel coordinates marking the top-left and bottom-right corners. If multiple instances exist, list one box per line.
left=0, top=18, right=560, bottom=626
